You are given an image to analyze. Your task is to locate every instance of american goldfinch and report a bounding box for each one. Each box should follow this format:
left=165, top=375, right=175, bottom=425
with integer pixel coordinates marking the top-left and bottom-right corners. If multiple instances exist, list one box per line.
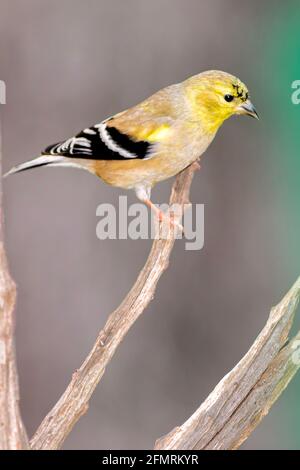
left=4, top=70, right=258, bottom=221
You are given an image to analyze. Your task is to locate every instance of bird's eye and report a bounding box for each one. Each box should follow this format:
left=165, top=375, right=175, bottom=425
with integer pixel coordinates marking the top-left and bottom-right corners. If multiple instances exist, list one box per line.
left=224, top=94, right=234, bottom=103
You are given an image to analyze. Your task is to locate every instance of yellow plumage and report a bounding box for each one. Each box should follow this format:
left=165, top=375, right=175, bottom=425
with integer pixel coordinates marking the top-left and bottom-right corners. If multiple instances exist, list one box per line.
left=4, top=70, right=258, bottom=221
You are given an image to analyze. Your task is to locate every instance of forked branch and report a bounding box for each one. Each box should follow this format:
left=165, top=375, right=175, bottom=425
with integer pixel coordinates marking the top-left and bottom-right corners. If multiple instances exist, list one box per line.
left=2, top=124, right=299, bottom=450
left=30, top=162, right=198, bottom=450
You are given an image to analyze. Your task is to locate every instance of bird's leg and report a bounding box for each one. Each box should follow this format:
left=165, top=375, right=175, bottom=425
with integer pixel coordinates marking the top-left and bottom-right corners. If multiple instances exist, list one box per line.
left=143, top=198, right=165, bottom=222
left=144, top=199, right=184, bottom=234
left=135, top=185, right=183, bottom=233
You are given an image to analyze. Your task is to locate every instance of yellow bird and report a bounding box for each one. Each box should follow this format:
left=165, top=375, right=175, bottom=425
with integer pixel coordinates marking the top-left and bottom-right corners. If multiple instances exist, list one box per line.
left=4, top=70, right=258, bottom=221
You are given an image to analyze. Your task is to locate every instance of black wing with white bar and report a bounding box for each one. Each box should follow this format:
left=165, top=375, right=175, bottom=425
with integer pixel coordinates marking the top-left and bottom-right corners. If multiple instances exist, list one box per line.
left=43, top=121, right=153, bottom=161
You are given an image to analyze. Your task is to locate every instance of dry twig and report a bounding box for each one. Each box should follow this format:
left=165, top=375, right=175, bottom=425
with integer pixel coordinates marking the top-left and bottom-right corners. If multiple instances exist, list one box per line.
left=0, top=114, right=29, bottom=449
left=155, top=277, right=300, bottom=450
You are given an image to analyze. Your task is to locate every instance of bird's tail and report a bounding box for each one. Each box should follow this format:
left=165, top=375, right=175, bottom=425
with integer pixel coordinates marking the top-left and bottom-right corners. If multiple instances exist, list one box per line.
left=3, top=155, right=86, bottom=178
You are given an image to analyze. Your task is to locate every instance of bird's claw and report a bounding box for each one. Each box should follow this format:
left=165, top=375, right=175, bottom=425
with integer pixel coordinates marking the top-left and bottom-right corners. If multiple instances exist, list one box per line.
left=158, top=210, right=184, bottom=236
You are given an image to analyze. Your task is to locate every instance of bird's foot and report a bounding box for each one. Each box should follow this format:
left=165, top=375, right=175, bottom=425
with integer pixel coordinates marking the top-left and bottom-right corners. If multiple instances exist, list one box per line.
left=142, top=198, right=183, bottom=236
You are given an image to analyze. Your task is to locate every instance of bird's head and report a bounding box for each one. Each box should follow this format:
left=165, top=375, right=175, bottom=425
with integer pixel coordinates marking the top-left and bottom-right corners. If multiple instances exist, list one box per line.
left=184, top=70, right=258, bottom=133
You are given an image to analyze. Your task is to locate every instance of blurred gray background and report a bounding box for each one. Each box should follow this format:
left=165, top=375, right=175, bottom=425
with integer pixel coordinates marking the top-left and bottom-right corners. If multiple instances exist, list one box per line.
left=1, top=0, right=297, bottom=449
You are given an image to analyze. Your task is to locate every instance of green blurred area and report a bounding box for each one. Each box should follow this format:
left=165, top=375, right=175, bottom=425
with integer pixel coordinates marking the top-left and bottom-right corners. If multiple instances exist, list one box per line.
left=265, top=3, right=300, bottom=268
left=263, top=1, right=300, bottom=449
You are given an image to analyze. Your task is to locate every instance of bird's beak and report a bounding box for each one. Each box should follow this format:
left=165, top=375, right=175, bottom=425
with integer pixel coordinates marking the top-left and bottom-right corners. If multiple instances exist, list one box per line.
left=236, top=100, right=259, bottom=120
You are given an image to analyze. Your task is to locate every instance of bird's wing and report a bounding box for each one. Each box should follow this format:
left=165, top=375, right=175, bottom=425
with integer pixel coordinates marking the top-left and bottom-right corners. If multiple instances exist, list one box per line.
left=42, top=91, right=175, bottom=162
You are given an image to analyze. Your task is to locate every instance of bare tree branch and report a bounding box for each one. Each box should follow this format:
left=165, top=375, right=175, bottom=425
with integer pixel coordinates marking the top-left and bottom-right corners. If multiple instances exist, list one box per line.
left=155, top=277, right=300, bottom=450
left=0, top=112, right=29, bottom=449
left=30, top=162, right=198, bottom=450
left=3, top=115, right=298, bottom=451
